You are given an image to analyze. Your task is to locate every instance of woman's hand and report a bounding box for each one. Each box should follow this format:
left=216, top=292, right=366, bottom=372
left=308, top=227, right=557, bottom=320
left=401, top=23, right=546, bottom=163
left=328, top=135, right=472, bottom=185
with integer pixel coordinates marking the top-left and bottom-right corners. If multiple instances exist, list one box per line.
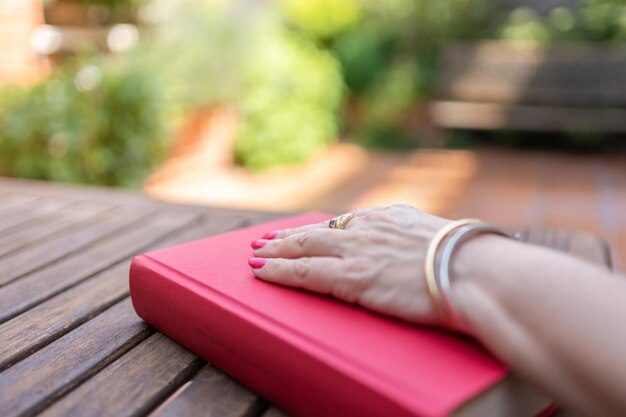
left=249, top=204, right=450, bottom=326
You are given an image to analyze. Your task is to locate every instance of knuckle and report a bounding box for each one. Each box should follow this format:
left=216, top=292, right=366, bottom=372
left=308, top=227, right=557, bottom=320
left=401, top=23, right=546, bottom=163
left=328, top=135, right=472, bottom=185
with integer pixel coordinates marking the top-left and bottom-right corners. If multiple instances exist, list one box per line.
left=335, top=239, right=350, bottom=256
left=351, top=231, right=371, bottom=247
left=293, top=259, right=311, bottom=285
left=389, top=203, right=414, bottom=212
left=294, top=231, right=310, bottom=251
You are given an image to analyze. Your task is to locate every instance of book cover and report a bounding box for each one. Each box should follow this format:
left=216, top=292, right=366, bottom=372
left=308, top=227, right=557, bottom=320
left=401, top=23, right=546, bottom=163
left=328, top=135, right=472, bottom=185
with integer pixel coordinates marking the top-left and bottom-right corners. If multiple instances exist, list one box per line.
left=129, top=212, right=549, bottom=417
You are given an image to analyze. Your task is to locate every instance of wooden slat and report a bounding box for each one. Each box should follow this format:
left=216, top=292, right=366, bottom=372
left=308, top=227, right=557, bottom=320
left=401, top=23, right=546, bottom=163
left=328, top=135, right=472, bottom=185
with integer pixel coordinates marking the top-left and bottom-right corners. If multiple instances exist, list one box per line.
left=0, top=215, right=247, bottom=415
left=0, top=201, right=112, bottom=258
left=0, top=178, right=278, bottom=219
left=0, top=210, right=199, bottom=323
left=430, top=101, right=626, bottom=132
left=0, top=299, right=152, bottom=417
left=38, top=332, right=204, bottom=417
left=0, top=262, right=130, bottom=370
left=0, top=197, right=72, bottom=234
left=0, top=206, right=153, bottom=287
left=150, top=365, right=266, bottom=417
left=0, top=194, right=39, bottom=213
left=438, top=41, right=626, bottom=107
left=0, top=212, right=245, bottom=369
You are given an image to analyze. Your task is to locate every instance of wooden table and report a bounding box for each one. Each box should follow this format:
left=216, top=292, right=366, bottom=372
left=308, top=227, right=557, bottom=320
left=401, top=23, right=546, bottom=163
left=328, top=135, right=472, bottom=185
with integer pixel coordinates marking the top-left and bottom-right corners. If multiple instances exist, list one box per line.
left=0, top=178, right=612, bottom=417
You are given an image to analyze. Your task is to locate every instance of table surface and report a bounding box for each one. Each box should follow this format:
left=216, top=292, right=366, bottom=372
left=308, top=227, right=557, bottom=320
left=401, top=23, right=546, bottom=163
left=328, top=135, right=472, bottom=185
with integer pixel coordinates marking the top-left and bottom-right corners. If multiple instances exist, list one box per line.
left=0, top=178, right=612, bottom=417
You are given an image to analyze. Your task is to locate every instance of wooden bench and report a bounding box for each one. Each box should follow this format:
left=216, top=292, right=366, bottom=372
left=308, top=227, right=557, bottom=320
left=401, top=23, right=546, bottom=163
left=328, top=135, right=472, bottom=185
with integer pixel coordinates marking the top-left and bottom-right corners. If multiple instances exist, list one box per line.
left=0, top=178, right=611, bottom=417
left=431, top=41, right=626, bottom=132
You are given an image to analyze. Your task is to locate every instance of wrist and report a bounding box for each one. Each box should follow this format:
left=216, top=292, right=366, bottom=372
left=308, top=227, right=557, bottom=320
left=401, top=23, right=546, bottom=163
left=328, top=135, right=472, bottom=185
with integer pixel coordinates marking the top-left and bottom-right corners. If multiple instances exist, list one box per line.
left=450, top=234, right=522, bottom=332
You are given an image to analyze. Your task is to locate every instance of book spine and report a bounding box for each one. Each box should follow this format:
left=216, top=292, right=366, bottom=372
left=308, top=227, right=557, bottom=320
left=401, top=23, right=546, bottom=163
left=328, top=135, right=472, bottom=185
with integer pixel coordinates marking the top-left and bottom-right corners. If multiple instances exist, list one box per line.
left=129, top=255, right=415, bottom=417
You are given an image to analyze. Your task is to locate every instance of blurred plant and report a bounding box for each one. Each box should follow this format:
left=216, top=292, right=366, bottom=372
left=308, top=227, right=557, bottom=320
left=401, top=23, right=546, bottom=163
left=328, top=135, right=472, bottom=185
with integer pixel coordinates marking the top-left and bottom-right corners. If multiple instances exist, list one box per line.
left=276, top=0, right=360, bottom=40
left=324, top=0, right=497, bottom=146
left=499, top=8, right=554, bottom=41
left=235, top=26, right=343, bottom=170
left=141, top=0, right=344, bottom=171
left=82, top=0, right=146, bottom=6
left=0, top=57, right=168, bottom=187
left=581, top=0, right=626, bottom=40
left=498, top=0, right=626, bottom=42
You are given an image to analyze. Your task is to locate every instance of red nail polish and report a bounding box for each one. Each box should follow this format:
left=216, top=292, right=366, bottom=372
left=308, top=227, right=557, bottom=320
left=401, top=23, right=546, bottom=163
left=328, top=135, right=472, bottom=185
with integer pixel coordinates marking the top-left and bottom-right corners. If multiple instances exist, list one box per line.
left=262, top=231, right=279, bottom=240
left=251, top=239, right=268, bottom=249
left=248, top=257, right=267, bottom=269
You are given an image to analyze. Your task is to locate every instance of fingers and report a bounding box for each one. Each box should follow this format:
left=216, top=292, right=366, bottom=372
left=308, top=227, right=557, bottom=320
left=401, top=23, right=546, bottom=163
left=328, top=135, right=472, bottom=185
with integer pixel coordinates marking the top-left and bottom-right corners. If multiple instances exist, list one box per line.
left=252, top=229, right=352, bottom=259
left=250, top=257, right=346, bottom=296
left=269, top=221, right=329, bottom=240
left=266, top=207, right=380, bottom=239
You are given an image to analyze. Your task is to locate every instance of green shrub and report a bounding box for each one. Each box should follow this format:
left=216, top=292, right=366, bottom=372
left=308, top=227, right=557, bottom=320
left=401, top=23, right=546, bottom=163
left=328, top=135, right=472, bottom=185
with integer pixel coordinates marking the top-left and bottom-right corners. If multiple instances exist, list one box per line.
left=144, top=0, right=345, bottom=171
left=498, top=0, right=626, bottom=42
left=0, top=57, right=168, bottom=187
left=276, top=0, right=360, bottom=40
left=234, top=26, right=344, bottom=170
left=328, top=0, right=497, bottom=146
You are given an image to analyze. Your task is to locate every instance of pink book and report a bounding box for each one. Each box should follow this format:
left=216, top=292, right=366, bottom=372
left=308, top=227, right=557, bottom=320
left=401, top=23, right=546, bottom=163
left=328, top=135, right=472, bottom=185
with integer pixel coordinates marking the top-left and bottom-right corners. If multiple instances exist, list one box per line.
left=129, top=212, right=551, bottom=417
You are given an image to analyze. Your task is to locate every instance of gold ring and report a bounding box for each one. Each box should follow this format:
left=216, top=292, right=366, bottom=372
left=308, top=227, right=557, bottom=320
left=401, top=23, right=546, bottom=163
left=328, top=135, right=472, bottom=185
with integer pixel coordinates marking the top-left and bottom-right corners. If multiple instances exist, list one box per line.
left=329, top=213, right=355, bottom=230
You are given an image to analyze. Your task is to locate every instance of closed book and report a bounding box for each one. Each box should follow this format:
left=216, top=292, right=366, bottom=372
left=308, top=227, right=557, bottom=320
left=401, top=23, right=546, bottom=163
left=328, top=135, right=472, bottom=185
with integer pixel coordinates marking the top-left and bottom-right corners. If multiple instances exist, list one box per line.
left=129, top=212, right=551, bottom=417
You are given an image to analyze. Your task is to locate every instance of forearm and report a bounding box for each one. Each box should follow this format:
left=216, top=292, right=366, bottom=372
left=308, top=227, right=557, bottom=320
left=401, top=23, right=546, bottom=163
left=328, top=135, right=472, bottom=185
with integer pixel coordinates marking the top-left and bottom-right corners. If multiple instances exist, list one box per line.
left=452, top=236, right=626, bottom=417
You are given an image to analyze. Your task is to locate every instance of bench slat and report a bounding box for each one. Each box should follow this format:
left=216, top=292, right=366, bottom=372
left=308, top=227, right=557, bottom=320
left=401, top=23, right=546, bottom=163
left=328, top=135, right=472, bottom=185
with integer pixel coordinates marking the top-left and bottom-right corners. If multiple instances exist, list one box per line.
left=430, top=101, right=626, bottom=132
left=438, top=42, right=626, bottom=107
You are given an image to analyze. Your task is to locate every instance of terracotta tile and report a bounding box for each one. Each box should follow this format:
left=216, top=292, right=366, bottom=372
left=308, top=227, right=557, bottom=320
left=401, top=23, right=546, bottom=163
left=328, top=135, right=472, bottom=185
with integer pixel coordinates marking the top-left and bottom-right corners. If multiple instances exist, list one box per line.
left=147, top=144, right=625, bottom=243
left=543, top=195, right=600, bottom=221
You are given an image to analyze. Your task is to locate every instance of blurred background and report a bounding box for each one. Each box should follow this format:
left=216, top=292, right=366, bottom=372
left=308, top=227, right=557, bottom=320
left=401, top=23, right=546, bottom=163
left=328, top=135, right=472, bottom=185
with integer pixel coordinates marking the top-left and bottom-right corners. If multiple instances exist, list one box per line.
left=0, top=0, right=625, bottom=269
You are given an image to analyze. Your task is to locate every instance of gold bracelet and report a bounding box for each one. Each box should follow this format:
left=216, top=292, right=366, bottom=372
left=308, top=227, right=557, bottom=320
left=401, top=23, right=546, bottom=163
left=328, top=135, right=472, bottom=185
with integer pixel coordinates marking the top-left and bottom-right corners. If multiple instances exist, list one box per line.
left=425, top=220, right=520, bottom=332
left=424, top=219, right=481, bottom=327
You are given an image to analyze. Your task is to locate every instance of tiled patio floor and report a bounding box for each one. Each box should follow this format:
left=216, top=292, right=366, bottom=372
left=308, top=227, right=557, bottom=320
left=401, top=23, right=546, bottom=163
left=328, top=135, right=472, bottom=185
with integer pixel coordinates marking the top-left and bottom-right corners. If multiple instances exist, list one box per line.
left=146, top=145, right=626, bottom=271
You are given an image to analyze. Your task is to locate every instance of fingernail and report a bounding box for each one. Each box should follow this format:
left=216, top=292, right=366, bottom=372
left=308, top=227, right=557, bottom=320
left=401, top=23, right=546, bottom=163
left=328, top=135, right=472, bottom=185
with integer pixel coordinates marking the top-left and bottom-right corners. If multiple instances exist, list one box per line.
left=248, top=257, right=267, bottom=269
left=251, top=239, right=269, bottom=249
left=262, top=231, right=279, bottom=240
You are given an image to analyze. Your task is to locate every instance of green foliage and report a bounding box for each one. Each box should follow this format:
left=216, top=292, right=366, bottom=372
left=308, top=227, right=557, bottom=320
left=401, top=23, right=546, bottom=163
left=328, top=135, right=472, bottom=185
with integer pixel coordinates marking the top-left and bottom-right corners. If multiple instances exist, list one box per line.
left=0, top=58, right=168, bottom=187
left=139, top=0, right=246, bottom=111
left=498, top=0, right=626, bottom=42
left=358, top=61, right=419, bottom=140
left=276, top=0, right=360, bottom=40
left=581, top=0, right=626, bottom=40
left=143, top=0, right=345, bottom=171
left=327, top=0, right=497, bottom=145
left=81, top=0, right=147, bottom=9
left=234, top=22, right=344, bottom=170
left=6, top=0, right=625, bottom=186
